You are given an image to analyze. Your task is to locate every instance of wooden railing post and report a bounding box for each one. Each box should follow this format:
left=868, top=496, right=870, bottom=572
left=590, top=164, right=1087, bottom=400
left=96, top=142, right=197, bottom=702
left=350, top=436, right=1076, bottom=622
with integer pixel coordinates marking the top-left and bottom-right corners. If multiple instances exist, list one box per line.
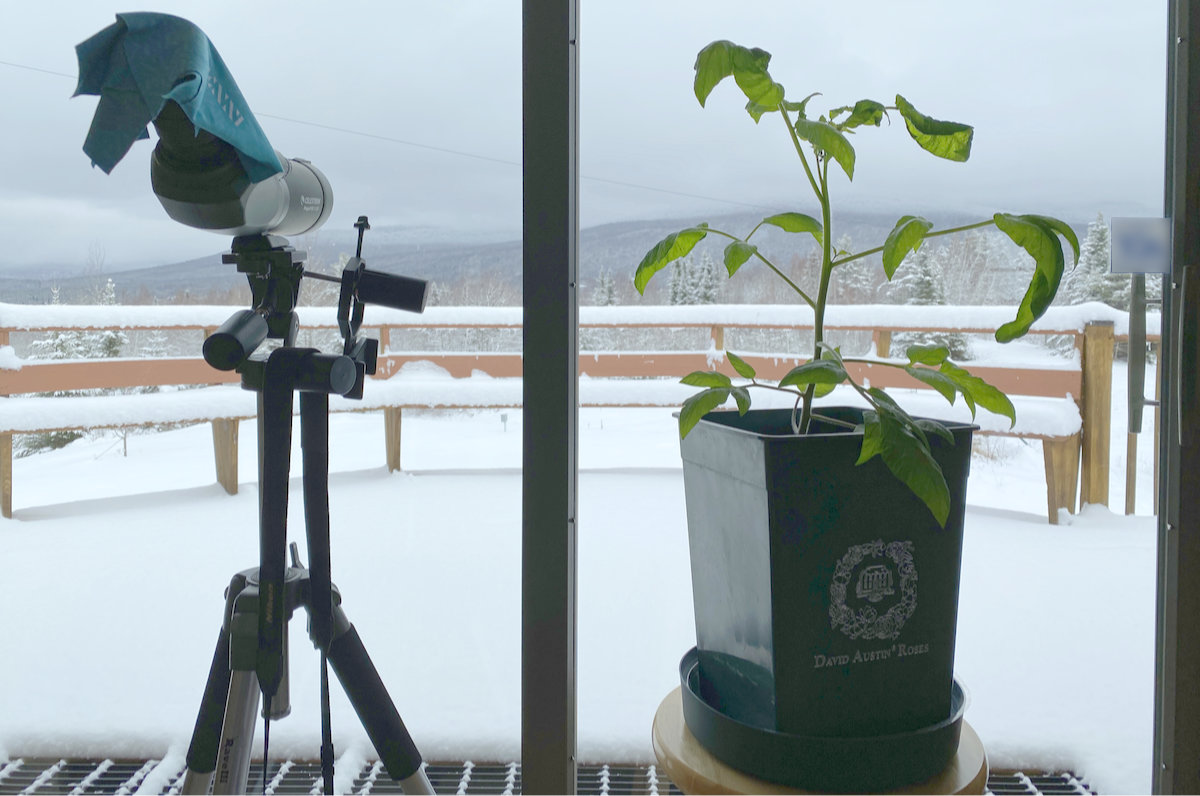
left=1, top=431, right=12, bottom=519
left=873, top=329, right=892, bottom=358
left=385, top=407, right=403, bottom=471
left=710, top=325, right=725, bottom=353
left=211, top=419, right=239, bottom=495
left=1080, top=320, right=1115, bottom=507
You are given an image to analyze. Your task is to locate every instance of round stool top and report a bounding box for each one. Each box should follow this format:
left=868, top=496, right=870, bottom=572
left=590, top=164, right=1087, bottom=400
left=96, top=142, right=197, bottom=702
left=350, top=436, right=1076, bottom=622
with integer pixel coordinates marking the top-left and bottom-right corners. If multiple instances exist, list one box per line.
left=652, top=687, right=988, bottom=795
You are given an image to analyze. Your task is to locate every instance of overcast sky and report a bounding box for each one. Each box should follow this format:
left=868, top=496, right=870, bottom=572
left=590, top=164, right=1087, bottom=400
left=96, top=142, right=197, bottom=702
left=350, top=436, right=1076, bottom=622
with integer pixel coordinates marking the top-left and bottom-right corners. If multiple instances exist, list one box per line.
left=0, top=1, right=1169, bottom=274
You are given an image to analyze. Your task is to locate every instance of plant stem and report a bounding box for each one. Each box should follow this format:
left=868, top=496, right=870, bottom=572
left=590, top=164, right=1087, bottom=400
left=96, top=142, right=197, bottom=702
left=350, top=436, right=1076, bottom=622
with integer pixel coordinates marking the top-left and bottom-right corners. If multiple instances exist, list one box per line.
left=780, top=107, right=823, bottom=204
left=800, top=156, right=834, bottom=433
left=706, top=228, right=816, bottom=308
left=832, top=218, right=998, bottom=268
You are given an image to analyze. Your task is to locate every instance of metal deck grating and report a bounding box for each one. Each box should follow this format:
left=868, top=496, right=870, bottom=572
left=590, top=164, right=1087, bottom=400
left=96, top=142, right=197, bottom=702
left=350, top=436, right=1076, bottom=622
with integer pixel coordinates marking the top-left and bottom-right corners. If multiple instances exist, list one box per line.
left=0, top=758, right=1095, bottom=794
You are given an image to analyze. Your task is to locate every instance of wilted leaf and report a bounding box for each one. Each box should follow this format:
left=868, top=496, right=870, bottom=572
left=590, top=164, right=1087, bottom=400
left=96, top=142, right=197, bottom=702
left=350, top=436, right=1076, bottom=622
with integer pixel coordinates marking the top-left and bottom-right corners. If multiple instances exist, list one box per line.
left=993, top=213, right=1069, bottom=342
left=693, top=41, right=784, bottom=113
left=895, top=94, right=973, bottom=162
left=837, top=99, right=886, bottom=130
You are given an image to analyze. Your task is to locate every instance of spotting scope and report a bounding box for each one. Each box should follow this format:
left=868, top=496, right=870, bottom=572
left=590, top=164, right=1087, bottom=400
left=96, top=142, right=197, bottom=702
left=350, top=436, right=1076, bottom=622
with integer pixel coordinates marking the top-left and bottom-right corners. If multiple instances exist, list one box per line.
left=74, top=12, right=332, bottom=237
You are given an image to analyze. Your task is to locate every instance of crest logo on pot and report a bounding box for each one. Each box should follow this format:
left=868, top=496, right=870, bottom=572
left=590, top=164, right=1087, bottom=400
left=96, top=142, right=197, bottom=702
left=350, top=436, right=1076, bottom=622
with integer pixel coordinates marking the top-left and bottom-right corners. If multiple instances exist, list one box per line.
left=829, top=539, right=917, bottom=640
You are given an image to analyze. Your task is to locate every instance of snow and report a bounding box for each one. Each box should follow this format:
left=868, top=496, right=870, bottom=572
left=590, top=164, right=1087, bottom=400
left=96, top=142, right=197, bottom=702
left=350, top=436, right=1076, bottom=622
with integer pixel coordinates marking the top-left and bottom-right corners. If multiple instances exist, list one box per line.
left=0, top=301, right=1161, bottom=336
left=0, top=363, right=1159, bottom=794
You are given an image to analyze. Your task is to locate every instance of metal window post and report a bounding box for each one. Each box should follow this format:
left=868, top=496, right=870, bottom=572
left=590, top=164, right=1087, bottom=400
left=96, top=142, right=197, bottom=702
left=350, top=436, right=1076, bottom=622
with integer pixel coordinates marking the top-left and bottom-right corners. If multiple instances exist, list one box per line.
left=521, top=0, right=580, bottom=793
left=1155, top=0, right=1200, bottom=792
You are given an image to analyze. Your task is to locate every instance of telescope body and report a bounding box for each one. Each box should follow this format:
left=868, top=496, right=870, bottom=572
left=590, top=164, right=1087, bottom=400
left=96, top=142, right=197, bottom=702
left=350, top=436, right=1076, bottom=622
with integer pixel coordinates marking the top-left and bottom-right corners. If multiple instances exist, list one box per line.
left=151, top=102, right=333, bottom=237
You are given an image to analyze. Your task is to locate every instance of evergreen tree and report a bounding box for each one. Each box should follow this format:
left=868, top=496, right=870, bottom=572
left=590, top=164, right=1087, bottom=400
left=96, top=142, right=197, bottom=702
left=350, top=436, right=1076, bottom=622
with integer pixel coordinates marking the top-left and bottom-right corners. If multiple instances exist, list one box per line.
left=1066, top=213, right=1127, bottom=309
left=696, top=250, right=722, bottom=304
left=889, top=245, right=970, bottom=359
left=593, top=267, right=617, bottom=306
left=669, top=259, right=687, bottom=305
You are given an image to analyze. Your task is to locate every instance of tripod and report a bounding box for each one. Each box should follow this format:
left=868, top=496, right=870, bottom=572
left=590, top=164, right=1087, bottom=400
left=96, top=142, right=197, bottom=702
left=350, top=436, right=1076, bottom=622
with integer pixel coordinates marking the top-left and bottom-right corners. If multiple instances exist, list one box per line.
left=179, top=221, right=434, bottom=795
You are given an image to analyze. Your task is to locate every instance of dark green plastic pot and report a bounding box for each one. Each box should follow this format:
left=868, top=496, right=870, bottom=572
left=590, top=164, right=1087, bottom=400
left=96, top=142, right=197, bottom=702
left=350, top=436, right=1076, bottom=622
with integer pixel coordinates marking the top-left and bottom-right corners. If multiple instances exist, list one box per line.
left=678, top=407, right=975, bottom=787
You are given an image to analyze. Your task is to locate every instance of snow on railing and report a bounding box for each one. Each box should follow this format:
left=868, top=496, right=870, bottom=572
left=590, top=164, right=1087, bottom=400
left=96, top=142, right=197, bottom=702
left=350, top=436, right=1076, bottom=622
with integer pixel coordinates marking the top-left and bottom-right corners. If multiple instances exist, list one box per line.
left=0, top=301, right=1160, bottom=337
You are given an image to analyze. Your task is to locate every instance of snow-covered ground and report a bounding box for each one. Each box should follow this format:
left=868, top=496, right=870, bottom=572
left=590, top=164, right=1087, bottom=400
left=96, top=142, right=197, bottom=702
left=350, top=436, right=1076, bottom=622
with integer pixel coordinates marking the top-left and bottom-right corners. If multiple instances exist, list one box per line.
left=0, top=364, right=1158, bottom=794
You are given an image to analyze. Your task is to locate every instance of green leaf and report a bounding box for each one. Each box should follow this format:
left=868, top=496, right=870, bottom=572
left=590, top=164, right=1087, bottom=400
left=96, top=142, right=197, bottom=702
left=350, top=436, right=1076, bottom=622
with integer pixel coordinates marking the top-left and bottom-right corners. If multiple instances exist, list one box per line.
left=814, top=381, right=837, bottom=398
left=836, top=99, right=886, bottom=131
left=904, top=366, right=960, bottom=404
left=634, top=225, right=709, bottom=294
left=1025, top=213, right=1081, bottom=265
left=779, top=359, right=848, bottom=389
left=723, top=241, right=757, bottom=276
left=793, top=118, right=857, bottom=180
left=731, top=386, right=752, bottom=414
left=894, top=94, right=974, bottom=162
left=681, top=370, right=732, bottom=389
left=915, top=418, right=956, bottom=445
left=856, top=411, right=884, bottom=465
left=679, top=388, right=730, bottom=438
left=882, top=215, right=933, bottom=278
left=876, top=408, right=951, bottom=526
left=762, top=212, right=823, bottom=241
left=784, top=91, right=821, bottom=118
left=693, top=41, right=784, bottom=113
left=905, top=344, right=950, bottom=366
left=992, top=213, right=1069, bottom=342
left=693, top=41, right=737, bottom=106
left=939, top=361, right=1017, bottom=426
left=726, top=351, right=757, bottom=379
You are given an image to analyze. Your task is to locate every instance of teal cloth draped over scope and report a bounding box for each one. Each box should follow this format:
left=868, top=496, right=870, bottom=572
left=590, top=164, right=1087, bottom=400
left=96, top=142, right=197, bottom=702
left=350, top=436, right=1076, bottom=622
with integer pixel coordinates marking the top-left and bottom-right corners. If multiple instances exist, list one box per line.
left=74, top=12, right=282, bottom=182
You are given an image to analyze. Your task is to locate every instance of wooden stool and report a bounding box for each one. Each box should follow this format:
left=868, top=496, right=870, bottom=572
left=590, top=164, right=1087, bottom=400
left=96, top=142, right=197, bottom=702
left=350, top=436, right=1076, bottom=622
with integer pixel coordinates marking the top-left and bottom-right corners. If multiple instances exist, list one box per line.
left=652, top=687, right=988, bottom=795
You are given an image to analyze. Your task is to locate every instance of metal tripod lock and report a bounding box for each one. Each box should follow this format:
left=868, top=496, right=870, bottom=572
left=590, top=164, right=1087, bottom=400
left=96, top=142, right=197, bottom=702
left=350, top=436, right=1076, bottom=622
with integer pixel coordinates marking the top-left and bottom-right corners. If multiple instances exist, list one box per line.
left=181, top=219, right=433, bottom=795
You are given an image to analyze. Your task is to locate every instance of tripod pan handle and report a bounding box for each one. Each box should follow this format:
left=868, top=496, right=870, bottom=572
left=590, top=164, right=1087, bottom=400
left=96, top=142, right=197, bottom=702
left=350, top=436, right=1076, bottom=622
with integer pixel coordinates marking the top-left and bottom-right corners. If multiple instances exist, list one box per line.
left=204, top=310, right=269, bottom=371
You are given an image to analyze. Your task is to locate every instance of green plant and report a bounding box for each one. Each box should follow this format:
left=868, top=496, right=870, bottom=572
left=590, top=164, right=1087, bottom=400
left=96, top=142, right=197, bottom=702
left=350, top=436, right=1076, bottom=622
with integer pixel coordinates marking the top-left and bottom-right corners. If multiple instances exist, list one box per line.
left=634, top=41, right=1080, bottom=526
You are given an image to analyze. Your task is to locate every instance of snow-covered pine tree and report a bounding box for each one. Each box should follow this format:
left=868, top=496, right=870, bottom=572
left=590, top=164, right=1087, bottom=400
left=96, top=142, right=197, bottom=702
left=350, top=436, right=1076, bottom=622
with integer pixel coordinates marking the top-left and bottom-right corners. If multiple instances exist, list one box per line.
left=888, top=244, right=969, bottom=359
left=88, top=278, right=127, bottom=359
left=696, top=250, right=722, bottom=305
left=593, top=267, right=617, bottom=306
left=669, top=258, right=687, bottom=305
left=1066, top=212, right=1128, bottom=310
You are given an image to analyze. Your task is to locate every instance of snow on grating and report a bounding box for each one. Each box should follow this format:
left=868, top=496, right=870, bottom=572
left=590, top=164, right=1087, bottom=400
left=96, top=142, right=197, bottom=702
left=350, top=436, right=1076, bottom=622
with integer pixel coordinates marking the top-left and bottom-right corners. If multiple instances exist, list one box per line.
left=0, top=758, right=1097, bottom=794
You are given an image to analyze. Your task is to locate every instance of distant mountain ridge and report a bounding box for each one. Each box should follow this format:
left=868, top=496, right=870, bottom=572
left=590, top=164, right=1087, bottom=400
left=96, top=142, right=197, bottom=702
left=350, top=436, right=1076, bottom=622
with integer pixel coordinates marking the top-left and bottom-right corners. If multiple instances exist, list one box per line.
left=0, top=209, right=1080, bottom=305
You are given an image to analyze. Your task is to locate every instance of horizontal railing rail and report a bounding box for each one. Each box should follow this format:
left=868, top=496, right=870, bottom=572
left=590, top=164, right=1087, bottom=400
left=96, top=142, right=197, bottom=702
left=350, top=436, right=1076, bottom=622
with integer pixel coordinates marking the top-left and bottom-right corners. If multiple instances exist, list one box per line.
left=0, top=301, right=1161, bottom=523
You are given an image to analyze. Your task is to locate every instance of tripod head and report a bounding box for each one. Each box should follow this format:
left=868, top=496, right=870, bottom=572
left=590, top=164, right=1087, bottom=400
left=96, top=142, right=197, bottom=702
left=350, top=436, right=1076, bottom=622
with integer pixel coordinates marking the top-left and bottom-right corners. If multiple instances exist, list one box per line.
left=202, top=216, right=428, bottom=399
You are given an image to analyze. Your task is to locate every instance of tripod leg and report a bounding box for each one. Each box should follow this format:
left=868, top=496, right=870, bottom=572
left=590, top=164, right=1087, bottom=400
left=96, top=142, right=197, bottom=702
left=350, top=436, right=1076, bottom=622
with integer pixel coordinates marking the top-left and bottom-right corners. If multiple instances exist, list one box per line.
left=212, top=669, right=262, bottom=795
left=326, top=621, right=434, bottom=794
left=181, top=573, right=248, bottom=795
left=179, top=629, right=231, bottom=795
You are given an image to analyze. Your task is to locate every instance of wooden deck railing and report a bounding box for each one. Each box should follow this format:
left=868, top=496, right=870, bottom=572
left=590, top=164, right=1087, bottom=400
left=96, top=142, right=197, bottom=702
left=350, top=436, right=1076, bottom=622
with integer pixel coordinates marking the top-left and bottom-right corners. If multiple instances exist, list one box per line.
left=0, top=302, right=1159, bottom=522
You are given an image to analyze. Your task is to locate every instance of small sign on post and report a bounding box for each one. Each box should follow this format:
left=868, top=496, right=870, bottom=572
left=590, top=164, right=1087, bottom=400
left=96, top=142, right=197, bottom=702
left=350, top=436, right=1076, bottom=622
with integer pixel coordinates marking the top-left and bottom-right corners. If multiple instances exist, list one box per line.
left=1111, top=217, right=1172, bottom=274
